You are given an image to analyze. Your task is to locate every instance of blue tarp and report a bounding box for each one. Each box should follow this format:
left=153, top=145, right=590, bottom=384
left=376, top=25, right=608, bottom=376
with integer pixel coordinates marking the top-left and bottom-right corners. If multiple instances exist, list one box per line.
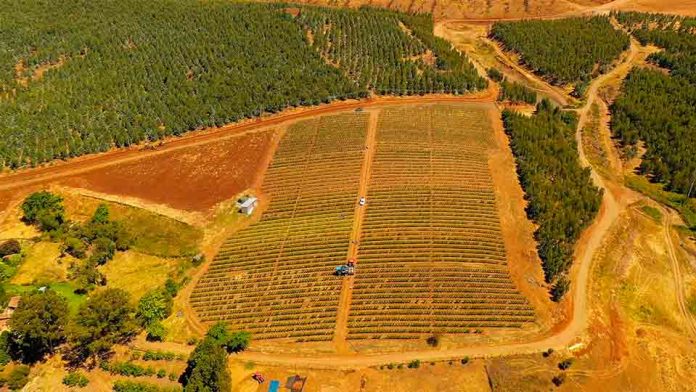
left=268, top=380, right=280, bottom=392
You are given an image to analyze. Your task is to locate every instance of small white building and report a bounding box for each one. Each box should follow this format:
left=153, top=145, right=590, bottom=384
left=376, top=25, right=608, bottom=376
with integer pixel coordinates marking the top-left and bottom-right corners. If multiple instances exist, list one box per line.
left=237, top=196, right=258, bottom=216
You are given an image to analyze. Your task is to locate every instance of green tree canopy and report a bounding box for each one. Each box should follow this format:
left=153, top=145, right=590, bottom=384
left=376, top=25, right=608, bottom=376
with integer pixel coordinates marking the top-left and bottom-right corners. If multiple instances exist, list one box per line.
left=136, top=289, right=173, bottom=327
left=205, top=322, right=251, bottom=353
left=68, top=288, right=137, bottom=365
left=9, top=290, right=69, bottom=363
left=20, top=191, right=65, bottom=231
left=180, top=337, right=231, bottom=392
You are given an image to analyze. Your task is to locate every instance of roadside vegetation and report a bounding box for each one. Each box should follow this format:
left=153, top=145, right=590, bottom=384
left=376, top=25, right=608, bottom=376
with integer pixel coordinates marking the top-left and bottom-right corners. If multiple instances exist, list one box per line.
left=0, top=190, right=249, bottom=390
left=503, top=100, right=602, bottom=300
left=491, top=17, right=629, bottom=91
left=0, top=277, right=248, bottom=389
left=611, top=12, right=696, bottom=218
left=0, top=0, right=484, bottom=169
left=499, top=79, right=537, bottom=104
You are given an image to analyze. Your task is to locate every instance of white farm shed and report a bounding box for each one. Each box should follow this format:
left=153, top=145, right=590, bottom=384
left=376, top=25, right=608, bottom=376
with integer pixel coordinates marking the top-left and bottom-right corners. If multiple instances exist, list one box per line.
left=237, top=196, right=258, bottom=216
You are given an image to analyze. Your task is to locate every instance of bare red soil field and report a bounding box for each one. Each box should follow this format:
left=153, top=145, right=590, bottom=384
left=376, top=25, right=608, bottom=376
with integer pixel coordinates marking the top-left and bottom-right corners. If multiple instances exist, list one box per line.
left=59, top=130, right=277, bottom=212
left=0, top=130, right=277, bottom=214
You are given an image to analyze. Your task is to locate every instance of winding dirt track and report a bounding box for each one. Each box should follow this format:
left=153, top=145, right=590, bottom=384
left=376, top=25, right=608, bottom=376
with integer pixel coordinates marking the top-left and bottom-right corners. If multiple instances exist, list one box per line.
left=660, top=206, right=696, bottom=337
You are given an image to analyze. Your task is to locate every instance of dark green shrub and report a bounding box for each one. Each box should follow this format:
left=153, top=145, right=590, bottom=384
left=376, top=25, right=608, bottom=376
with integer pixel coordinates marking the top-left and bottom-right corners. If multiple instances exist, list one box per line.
left=21, top=192, right=65, bottom=231
left=426, top=335, right=439, bottom=347
left=558, top=358, right=574, bottom=370
left=113, top=380, right=180, bottom=392
left=407, top=359, right=420, bottom=369
left=62, top=371, right=89, bottom=388
left=0, top=240, right=20, bottom=257
left=142, top=350, right=176, bottom=361
left=7, top=365, right=30, bottom=390
left=146, top=321, right=167, bottom=342
left=108, top=361, right=147, bottom=377
left=551, top=276, right=570, bottom=302
left=487, top=68, right=504, bottom=82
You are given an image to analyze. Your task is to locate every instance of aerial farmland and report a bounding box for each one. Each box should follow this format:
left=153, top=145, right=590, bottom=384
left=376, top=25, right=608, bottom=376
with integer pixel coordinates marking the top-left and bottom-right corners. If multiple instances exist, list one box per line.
left=0, top=1, right=695, bottom=391
left=190, top=103, right=545, bottom=345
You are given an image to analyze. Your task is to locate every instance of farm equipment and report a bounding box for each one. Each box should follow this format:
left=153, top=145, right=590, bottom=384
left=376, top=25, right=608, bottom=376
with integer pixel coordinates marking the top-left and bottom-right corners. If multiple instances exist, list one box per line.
left=268, top=380, right=281, bottom=392
left=286, top=374, right=308, bottom=392
left=252, top=372, right=265, bottom=383
left=335, top=260, right=355, bottom=276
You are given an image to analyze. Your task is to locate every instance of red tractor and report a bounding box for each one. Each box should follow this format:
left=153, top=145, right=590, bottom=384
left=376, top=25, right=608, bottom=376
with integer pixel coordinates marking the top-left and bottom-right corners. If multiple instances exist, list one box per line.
left=252, top=372, right=265, bottom=384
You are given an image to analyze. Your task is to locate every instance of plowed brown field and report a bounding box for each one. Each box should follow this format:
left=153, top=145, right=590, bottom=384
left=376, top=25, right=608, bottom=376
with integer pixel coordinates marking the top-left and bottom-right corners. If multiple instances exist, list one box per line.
left=58, top=130, right=277, bottom=212
left=0, top=130, right=276, bottom=214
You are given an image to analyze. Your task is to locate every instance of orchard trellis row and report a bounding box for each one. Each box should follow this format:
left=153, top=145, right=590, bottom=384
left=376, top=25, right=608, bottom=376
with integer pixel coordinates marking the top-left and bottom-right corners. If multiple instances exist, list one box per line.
left=191, top=105, right=534, bottom=341
left=190, top=113, right=368, bottom=341
left=347, top=106, right=533, bottom=339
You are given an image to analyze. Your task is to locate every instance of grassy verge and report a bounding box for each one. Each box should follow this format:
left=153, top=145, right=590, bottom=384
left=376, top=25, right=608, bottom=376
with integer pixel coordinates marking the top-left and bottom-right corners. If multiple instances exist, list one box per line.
left=626, top=175, right=696, bottom=231
left=62, top=193, right=203, bottom=257
left=640, top=205, right=662, bottom=222
left=5, top=282, right=86, bottom=314
left=100, top=252, right=190, bottom=302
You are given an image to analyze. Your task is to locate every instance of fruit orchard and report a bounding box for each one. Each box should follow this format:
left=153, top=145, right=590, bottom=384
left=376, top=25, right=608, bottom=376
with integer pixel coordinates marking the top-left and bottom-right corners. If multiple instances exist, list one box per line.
left=191, top=105, right=535, bottom=341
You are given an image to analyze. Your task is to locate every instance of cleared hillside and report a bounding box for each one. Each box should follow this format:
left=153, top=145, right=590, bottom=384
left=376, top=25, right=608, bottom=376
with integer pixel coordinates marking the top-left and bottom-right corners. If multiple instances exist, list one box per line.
left=348, top=105, right=534, bottom=339
left=192, top=104, right=536, bottom=341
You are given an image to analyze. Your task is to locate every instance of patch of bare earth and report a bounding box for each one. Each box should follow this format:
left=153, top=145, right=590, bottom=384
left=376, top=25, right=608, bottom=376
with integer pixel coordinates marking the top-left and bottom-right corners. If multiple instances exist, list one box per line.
left=603, top=0, right=696, bottom=16
left=60, top=129, right=277, bottom=213
left=14, top=56, right=67, bottom=87
left=230, top=357, right=491, bottom=392
left=263, top=0, right=583, bottom=20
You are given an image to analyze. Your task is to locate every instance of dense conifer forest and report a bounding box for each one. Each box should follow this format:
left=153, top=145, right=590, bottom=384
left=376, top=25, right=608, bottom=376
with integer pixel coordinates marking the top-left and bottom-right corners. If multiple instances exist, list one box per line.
left=503, top=101, right=602, bottom=298
left=490, top=17, right=630, bottom=86
left=611, top=13, right=696, bottom=196
left=297, top=7, right=486, bottom=95
left=0, top=1, right=483, bottom=168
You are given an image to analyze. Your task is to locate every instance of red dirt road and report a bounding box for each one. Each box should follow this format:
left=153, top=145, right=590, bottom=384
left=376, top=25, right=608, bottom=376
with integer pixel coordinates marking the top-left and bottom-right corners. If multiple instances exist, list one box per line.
left=0, top=90, right=496, bottom=214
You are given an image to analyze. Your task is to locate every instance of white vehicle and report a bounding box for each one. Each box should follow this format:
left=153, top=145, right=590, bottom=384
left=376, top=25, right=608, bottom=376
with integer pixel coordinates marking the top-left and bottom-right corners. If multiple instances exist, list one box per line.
left=359, top=197, right=366, bottom=206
